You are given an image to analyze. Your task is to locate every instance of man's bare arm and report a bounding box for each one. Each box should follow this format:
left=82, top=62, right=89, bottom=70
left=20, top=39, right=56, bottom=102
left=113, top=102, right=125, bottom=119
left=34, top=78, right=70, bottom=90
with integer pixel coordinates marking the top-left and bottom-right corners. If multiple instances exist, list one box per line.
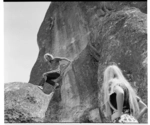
left=54, top=57, right=71, bottom=63
left=42, top=57, right=71, bottom=78
left=43, top=69, right=59, bottom=77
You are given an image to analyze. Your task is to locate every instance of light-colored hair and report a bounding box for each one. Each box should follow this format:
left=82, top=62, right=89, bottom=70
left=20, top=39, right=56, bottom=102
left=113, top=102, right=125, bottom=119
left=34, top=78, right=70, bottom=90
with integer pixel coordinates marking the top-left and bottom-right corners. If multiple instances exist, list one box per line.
left=44, top=53, right=54, bottom=61
left=102, top=64, right=140, bottom=116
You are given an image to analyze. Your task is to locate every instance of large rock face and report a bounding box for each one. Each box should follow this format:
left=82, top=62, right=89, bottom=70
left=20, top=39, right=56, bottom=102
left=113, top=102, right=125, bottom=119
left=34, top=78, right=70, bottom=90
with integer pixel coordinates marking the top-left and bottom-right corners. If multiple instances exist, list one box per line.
left=29, top=1, right=147, bottom=85
left=27, top=2, right=147, bottom=123
left=5, top=82, right=54, bottom=123
left=95, top=7, right=147, bottom=122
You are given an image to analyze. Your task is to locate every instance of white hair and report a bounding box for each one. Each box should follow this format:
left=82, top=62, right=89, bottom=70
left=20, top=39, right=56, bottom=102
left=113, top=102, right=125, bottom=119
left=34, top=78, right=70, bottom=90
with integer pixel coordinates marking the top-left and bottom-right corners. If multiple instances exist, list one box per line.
left=102, top=64, right=140, bottom=116
left=44, top=53, right=54, bottom=61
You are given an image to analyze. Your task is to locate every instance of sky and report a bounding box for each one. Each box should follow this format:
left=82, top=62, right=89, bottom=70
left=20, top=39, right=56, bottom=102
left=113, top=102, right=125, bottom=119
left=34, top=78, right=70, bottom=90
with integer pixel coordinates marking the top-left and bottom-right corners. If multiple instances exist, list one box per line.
left=4, top=2, right=50, bottom=83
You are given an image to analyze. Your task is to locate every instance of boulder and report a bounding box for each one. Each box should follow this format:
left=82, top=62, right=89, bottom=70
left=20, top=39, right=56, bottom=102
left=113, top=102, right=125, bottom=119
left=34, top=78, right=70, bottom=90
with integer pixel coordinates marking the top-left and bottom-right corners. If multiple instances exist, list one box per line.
left=44, top=7, right=147, bottom=123
left=5, top=82, right=54, bottom=123
left=29, top=1, right=147, bottom=86
left=44, top=62, right=101, bottom=122
left=28, top=2, right=147, bottom=123
left=95, top=7, right=147, bottom=123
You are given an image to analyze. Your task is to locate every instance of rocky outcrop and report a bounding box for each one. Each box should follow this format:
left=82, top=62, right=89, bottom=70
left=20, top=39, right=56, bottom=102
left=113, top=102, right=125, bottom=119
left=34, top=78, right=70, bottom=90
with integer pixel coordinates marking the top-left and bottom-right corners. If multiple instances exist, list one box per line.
left=95, top=7, right=147, bottom=123
left=5, top=82, right=54, bottom=123
left=44, top=60, right=100, bottom=122
left=43, top=7, right=147, bottom=123
left=24, top=2, right=147, bottom=123
left=29, top=1, right=147, bottom=85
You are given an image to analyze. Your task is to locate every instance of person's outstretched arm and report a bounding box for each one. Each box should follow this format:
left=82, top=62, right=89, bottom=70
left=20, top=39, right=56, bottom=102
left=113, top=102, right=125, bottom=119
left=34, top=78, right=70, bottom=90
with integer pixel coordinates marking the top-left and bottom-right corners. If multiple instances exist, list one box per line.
left=55, top=57, right=71, bottom=70
left=55, top=57, right=71, bottom=63
left=42, top=69, right=59, bottom=77
left=136, top=97, right=147, bottom=122
left=43, top=57, right=71, bottom=77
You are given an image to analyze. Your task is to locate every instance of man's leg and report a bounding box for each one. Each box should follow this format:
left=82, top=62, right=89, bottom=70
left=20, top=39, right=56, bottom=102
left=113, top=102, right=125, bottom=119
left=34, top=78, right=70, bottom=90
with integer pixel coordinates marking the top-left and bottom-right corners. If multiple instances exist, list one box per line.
left=53, top=76, right=62, bottom=89
left=46, top=72, right=60, bottom=89
left=46, top=72, right=60, bottom=79
left=38, top=77, right=46, bottom=90
left=46, top=77, right=60, bottom=89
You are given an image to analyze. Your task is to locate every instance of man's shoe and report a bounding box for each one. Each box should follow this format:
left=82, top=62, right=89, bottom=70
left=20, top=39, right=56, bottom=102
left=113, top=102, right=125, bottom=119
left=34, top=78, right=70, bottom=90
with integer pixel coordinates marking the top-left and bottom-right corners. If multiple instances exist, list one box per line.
left=38, top=86, right=43, bottom=90
left=54, top=83, right=60, bottom=89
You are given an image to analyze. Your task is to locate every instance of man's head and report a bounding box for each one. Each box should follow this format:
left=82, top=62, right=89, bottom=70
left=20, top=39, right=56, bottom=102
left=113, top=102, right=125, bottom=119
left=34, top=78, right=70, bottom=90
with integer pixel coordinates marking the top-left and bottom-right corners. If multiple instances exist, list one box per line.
left=44, top=53, right=54, bottom=62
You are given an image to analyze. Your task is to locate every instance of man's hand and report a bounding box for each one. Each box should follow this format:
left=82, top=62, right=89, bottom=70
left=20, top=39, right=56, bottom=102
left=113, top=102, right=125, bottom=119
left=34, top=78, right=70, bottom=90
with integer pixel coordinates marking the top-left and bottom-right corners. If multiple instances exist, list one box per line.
left=42, top=73, right=47, bottom=78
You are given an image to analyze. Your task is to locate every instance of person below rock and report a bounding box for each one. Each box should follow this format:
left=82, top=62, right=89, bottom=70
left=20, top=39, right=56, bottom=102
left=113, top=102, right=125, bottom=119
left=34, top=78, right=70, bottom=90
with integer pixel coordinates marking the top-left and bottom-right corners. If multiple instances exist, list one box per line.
left=38, top=53, right=71, bottom=91
left=101, top=64, right=147, bottom=123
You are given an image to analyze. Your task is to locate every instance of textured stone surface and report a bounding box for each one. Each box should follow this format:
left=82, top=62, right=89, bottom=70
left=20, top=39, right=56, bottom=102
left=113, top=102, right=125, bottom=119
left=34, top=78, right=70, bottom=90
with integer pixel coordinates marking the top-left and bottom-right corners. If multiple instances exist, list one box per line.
left=44, top=7, right=147, bottom=122
left=94, top=7, right=147, bottom=123
left=28, top=2, right=147, bottom=123
left=44, top=59, right=100, bottom=122
left=5, top=82, right=54, bottom=123
left=29, top=1, right=147, bottom=85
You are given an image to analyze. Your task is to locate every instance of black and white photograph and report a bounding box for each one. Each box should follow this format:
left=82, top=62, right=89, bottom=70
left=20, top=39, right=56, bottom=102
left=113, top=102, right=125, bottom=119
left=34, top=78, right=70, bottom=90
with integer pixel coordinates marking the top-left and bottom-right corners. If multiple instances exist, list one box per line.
left=4, top=1, right=148, bottom=123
